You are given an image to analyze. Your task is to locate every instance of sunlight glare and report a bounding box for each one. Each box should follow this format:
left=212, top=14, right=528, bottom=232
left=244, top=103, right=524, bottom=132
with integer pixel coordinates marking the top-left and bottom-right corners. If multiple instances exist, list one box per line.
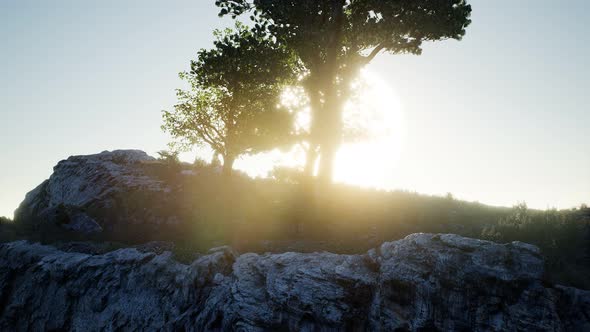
left=333, top=69, right=405, bottom=189
left=184, top=69, right=405, bottom=187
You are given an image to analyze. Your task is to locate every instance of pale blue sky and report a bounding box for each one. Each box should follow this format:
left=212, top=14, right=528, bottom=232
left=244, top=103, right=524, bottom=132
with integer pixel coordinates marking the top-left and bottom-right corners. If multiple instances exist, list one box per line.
left=1, top=0, right=588, bottom=218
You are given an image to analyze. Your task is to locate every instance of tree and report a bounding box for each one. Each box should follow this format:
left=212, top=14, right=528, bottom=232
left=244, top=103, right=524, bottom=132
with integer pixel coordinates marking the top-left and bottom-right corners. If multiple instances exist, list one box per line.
left=162, top=24, right=300, bottom=176
left=216, top=0, right=472, bottom=181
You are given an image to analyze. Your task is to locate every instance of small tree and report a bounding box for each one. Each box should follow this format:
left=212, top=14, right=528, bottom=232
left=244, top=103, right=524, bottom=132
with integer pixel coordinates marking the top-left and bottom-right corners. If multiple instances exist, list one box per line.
left=162, top=24, right=300, bottom=176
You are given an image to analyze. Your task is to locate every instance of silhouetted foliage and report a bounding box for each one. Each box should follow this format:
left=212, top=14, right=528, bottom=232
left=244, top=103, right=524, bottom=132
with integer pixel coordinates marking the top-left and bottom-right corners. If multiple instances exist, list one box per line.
left=0, top=216, right=19, bottom=243
left=481, top=203, right=590, bottom=289
left=0, top=216, right=11, bottom=225
left=162, top=24, right=301, bottom=176
left=269, top=166, right=305, bottom=184
left=216, top=0, right=472, bottom=180
left=157, top=150, right=180, bottom=164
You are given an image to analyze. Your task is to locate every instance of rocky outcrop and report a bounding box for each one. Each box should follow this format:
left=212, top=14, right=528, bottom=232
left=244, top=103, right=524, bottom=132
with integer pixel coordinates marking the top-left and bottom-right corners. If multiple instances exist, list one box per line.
left=1, top=233, right=588, bottom=331
left=14, top=150, right=183, bottom=240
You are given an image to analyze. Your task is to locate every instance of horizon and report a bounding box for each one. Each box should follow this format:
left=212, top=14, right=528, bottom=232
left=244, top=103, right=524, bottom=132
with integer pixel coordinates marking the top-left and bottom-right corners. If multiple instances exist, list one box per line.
left=1, top=0, right=589, bottom=218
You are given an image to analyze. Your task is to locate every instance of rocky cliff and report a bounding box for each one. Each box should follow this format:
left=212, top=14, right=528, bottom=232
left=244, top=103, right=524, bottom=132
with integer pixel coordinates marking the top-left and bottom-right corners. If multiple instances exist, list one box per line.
left=14, top=150, right=184, bottom=240
left=1, top=233, right=588, bottom=331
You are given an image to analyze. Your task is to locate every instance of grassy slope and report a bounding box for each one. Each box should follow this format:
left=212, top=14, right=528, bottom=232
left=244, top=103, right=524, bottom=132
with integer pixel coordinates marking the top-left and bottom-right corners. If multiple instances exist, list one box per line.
left=3, top=162, right=589, bottom=289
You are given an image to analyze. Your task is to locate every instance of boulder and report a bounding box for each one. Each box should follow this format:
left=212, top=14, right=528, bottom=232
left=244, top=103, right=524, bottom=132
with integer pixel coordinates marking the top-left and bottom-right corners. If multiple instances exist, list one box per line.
left=14, top=150, right=183, bottom=240
left=1, top=233, right=588, bottom=331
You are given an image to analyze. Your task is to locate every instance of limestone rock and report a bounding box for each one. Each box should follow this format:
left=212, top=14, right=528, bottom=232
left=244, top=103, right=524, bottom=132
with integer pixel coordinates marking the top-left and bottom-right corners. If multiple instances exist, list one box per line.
left=14, top=150, right=182, bottom=240
left=1, top=233, right=588, bottom=331
left=134, top=241, right=175, bottom=255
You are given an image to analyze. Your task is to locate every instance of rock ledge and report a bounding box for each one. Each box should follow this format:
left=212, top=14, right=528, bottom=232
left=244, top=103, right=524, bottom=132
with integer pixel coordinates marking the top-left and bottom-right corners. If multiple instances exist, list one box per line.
left=1, top=233, right=588, bottom=331
left=14, top=150, right=181, bottom=238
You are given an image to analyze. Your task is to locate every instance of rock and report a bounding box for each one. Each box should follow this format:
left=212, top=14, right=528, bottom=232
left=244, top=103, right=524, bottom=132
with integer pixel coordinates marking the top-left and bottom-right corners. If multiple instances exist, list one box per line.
left=40, top=204, right=102, bottom=234
left=1, top=233, right=588, bottom=331
left=55, top=242, right=108, bottom=255
left=134, top=241, right=175, bottom=255
left=550, top=285, right=590, bottom=332
left=14, top=150, right=183, bottom=240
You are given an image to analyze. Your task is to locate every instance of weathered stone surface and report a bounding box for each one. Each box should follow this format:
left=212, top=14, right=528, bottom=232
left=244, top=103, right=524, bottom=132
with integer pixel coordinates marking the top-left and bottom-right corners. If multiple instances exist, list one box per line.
left=1, top=233, right=588, bottom=331
left=134, top=241, right=176, bottom=255
left=14, top=150, right=182, bottom=239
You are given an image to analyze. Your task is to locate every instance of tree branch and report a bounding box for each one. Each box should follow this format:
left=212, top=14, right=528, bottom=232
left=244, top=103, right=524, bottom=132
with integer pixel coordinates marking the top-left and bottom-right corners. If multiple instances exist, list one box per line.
left=364, top=42, right=389, bottom=64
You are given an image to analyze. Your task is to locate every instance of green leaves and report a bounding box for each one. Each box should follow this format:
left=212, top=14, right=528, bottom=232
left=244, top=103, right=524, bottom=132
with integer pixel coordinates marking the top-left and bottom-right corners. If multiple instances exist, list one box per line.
left=162, top=23, right=302, bottom=165
left=215, top=0, right=472, bottom=65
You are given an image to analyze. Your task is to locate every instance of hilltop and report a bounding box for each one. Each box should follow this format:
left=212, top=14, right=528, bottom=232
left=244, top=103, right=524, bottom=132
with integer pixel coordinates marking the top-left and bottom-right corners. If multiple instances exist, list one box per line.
left=2, top=150, right=589, bottom=289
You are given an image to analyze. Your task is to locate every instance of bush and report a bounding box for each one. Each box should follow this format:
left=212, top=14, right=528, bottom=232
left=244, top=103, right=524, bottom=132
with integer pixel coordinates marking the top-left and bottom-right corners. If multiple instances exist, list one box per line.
left=0, top=216, right=19, bottom=243
left=269, top=166, right=305, bottom=184
left=157, top=150, right=180, bottom=165
left=0, top=216, right=12, bottom=225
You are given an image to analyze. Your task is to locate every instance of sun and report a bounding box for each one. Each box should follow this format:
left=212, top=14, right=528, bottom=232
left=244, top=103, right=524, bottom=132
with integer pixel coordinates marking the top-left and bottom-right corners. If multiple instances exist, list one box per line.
left=195, top=69, right=405, bottom=186
left=333, top=69, right=405, bottom=189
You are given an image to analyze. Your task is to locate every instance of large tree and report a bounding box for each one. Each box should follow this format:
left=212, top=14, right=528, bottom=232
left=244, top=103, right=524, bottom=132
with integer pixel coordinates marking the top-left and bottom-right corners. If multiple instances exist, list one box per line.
left=216, top=0, right=472, bottom=181
left=162, top=24, right=300, bottom=176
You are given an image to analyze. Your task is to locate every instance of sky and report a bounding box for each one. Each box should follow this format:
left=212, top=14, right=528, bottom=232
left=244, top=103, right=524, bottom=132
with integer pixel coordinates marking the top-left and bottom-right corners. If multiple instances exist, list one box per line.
left=1, top=0, right=589, bottom=218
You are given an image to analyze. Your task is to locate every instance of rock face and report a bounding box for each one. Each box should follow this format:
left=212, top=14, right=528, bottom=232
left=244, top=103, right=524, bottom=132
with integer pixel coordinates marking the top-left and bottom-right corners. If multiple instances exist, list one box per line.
left=14, top=150, right=182, bottom=239
left=1, top=233, right=588, bottom=331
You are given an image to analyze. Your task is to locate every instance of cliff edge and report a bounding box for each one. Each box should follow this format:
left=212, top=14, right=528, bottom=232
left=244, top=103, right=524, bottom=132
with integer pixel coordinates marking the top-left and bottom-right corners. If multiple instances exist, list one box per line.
left=1, top=233, right=588, bottom=331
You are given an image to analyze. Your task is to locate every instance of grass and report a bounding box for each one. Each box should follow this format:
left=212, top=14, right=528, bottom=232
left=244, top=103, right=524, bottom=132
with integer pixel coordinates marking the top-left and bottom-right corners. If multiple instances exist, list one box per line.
left=5, top=161, right=590, bottom=289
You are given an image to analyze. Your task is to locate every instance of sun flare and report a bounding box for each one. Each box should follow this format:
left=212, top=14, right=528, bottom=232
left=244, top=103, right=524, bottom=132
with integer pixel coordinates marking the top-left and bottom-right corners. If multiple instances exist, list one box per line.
left=333, top=70, right=405, bottom=189
left=186, top=69, right=405, bottom=188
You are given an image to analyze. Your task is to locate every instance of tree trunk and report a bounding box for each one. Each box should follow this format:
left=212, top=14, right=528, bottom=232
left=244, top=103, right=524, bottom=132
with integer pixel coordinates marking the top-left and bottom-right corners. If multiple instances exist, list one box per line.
left=317, top=140, right=336, bottom=183
left=303, top=75, right=322, bottom=178
left=313, top=1, right=345, bottom=183
left=211, top=151, right=221, bottom=167
left=222, top=154, right=235, bottom=177
left=316, top=82, right=343, bottom=183
left=304, top=145, right=318, bottom=177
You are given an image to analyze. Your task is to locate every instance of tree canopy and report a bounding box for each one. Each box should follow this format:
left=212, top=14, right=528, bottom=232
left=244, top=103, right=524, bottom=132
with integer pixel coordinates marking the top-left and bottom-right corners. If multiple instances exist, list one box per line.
left=162, top=24, right=301, bottom=176
left=216, top=0, right=472, bottom=180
